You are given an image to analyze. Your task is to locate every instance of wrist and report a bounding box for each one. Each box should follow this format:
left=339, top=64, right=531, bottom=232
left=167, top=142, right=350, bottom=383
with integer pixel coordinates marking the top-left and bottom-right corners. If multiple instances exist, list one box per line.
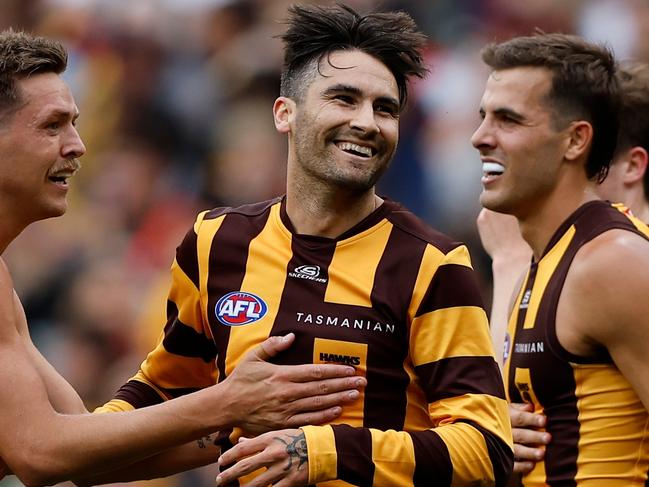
left=301, top=425, right=336, bottom=484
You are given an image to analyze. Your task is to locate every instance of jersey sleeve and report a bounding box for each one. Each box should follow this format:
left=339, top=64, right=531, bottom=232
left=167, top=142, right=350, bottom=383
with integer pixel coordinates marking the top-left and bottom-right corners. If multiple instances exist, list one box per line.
left=96, top=211, right=218, bottom=413
left=301, top=244, right=513, bottom=486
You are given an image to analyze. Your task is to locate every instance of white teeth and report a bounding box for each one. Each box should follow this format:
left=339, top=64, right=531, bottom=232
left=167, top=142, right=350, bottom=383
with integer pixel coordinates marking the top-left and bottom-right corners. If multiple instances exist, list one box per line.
left=337, top=142, right=372, bottom=157
left=482, top=162, right=505, bottom=175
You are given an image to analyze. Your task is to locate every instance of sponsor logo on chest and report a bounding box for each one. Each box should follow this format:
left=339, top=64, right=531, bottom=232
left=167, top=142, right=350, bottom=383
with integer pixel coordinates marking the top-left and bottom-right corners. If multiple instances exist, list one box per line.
left=288, top=264, right=327, bottom=283
left=514, top=341, right=545, bottom=354
left=215, top=291, right=268, bottom=326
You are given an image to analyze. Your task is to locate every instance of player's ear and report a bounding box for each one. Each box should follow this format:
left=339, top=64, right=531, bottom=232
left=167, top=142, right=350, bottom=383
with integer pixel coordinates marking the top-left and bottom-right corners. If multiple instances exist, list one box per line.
left=623, top=146, right=649, bottom=184
left=273, top=97, right=296, bottom=134
left=564, top=120, right=593, bottom=162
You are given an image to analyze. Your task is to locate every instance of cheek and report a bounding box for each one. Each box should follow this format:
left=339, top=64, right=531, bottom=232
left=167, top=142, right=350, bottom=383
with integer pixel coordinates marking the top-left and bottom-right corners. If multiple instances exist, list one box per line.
left=381, top=122, right=399, bottom=146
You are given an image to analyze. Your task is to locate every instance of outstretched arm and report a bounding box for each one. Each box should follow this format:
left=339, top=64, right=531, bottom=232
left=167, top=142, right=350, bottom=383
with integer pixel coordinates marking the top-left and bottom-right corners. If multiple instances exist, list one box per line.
left=476, top=208, right=531, bottom=367
left=0, top=256, right=362, bottom=487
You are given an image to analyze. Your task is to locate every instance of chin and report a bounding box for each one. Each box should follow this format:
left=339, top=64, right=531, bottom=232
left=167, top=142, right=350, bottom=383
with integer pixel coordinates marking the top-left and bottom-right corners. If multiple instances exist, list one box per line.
left=479, top=192, right=513, bottom=215
left=39, top=201, right=69, bottom=220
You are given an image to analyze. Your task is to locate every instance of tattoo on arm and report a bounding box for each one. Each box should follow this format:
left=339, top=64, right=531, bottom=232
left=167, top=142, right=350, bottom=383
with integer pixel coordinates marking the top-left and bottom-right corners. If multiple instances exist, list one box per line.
left=197, top=434, right=215, bottom=449
left=275, top=432, right=308, bottom=471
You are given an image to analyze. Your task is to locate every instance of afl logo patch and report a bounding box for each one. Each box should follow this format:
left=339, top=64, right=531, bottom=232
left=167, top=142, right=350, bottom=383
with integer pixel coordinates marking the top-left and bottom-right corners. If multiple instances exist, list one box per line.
left=215, top=292, right=267, bottom=326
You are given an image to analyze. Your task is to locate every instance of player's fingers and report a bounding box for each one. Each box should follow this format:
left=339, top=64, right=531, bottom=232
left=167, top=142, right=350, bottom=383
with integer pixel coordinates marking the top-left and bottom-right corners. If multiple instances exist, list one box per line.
left=281, top=363, right=358, bottom=382
left=218, top=439, right=265, bottom=470
left=285, top=405, right=343, bottom=426
left=513, top=442, right=545, bottom=463
left=513, top=460, right=536, bottom=474
left=509, top=406, right=546, bottom=428
left=513, top=427, right=551, bottom=447
left=291, top=381, right=362, bottom=413
left=510, top=402, right=534, bottom=411
left=240, top=466, right=286, bottom=487
left=288, top=375, right=366, bottom=401
left=217, top=450, right=273, bottom=486
left=249, top=334, right=295, bottom=362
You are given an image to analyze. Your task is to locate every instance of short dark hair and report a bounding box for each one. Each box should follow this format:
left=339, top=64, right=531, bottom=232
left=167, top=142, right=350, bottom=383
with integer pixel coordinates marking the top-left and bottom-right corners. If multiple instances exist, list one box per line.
left=615, top=61, right=649, bottom=200
left=0, top=29, right=68, bottom=122
left=481, top=33, right=619, bottom=183
left=278, top=3, right=428, bottom=109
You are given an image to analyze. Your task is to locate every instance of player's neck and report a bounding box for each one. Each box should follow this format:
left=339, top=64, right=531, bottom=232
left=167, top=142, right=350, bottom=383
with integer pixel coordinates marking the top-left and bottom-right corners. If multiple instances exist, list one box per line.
left=285, top=187, right=382, bottom=238
left=0, top=208, right=29, bottom=254
left=634, top=201, right=649, bottom=224
left=518, top=184, right=598, bottom=261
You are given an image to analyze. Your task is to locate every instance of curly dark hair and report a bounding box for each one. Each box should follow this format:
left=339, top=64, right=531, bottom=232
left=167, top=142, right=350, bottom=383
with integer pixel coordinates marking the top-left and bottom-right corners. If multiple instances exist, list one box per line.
left=278, top=3, right=428, bottom=110
left=481, top=33, right=619, bottom=183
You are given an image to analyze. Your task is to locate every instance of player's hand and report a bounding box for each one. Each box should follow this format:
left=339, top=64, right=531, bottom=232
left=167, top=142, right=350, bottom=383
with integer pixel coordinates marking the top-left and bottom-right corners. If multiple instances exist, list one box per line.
left=216, top=429, right=308, bottom=487
left=510, top=403, right=551, bottom=473
left=477, top=208, right=530, bottom=263
left=222, top=334, right=365, bottom=435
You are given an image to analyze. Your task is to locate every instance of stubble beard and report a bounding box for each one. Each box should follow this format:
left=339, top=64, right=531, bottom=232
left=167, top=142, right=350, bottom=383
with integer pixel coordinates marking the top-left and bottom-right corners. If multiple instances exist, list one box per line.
left=293, top=129, right=392, bottom=194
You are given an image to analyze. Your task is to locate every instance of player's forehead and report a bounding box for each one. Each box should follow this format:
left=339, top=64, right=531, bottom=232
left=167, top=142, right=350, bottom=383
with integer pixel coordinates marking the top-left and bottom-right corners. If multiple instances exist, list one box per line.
left=480, top=66, right=553, bottom=113
left=17, top=72, right=79, bottom=121
left=312, top=49, right=399, bottom=100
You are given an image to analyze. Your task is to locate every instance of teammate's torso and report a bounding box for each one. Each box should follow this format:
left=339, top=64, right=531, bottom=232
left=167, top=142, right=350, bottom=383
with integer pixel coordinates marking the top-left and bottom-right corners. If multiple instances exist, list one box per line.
left=200, top=197, right=450, bottom=433
left=504, top=201, right=649, bottom=486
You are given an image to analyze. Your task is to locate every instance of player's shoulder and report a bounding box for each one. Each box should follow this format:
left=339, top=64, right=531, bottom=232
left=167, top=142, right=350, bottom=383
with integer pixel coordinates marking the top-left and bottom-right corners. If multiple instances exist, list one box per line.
left=383, top=199, right=464, bottom=254
left=202, top=198, right=281, bottom=222
left=569, top=227, right=649, bottom=293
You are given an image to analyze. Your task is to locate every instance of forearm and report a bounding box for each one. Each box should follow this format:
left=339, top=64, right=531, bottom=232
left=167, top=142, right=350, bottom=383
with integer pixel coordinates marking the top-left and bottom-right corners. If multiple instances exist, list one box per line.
left=489, top=257, right=529, bottom=367
left=73, top=436, right=220, bottom=486
left=2, top=372, right=235, bottom=486
left=302, top=419, right=513, bottom=486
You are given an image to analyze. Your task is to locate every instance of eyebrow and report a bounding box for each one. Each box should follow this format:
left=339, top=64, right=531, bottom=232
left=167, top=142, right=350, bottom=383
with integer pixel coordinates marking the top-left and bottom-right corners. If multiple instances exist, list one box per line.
left=44, top=109, right=80, bottom=122
left=323, top=83, right=400, bottom=111
left=480, top=106, right=525, bottom=122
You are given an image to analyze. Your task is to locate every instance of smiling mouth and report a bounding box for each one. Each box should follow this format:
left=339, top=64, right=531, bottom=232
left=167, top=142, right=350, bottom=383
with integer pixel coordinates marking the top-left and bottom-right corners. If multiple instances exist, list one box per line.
left=49, top=175, right=69, bottom=183
left=482, top=162, right=505, bottom=177
left=336, top=141, right=375, bottom=158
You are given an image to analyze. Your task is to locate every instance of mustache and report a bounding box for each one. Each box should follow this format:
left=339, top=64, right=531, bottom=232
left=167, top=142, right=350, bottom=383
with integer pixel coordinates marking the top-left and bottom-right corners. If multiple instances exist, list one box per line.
left=58, top=159, right=82, bottom=172
left=47, top=159, right=82, bottom=177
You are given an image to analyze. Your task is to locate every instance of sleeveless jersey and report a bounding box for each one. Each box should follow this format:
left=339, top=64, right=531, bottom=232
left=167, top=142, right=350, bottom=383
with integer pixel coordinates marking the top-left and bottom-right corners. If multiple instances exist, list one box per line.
left=504, top=201, right=649, bottom=486
left=100, top=197, right=512, bottom=486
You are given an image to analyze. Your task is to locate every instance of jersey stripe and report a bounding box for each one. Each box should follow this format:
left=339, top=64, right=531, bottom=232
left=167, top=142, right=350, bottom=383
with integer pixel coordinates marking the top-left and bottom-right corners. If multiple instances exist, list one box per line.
left=434, top=421, right=494, bottom=485
left=203, top=206, right=271, bottom=378
left=369, top=428, right=416, bottom=485
left=225, top=204, right=291, bottom=375
left=410, top=429, right=452, bottom=485
left=417, top=356, right=505, bottom=402
left=333, top=424, right=375, bottom=487
left=325, top=221, right=393, bottom=307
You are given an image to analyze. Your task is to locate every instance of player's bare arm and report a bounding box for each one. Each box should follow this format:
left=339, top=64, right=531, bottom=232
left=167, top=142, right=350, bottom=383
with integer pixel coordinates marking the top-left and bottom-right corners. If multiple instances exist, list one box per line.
left=73, top=438, right=221, bottom=486
left=12, top=288, right=88, bottom=414
left=477, top=208, right=532, bottom=366
left=559, top=229, right=649, bottom=407
left=0, top=257, right=364, bottom=487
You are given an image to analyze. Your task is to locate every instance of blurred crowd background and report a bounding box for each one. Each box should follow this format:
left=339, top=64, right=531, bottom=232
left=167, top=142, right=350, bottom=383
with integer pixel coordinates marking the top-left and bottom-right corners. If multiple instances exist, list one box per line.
left=2, top=0, right=649, bottom=485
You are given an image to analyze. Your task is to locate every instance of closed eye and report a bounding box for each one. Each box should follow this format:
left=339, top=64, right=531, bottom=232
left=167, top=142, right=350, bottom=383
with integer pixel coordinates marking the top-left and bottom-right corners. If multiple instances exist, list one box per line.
left=334, top=94, right=354, bottom=104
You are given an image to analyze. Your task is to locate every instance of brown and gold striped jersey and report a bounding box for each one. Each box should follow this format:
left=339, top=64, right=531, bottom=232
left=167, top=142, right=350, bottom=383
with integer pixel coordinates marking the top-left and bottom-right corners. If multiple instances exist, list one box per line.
left=100, top=197, right=513, bottom=486
left=504, top=201, right=649, bottom=486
